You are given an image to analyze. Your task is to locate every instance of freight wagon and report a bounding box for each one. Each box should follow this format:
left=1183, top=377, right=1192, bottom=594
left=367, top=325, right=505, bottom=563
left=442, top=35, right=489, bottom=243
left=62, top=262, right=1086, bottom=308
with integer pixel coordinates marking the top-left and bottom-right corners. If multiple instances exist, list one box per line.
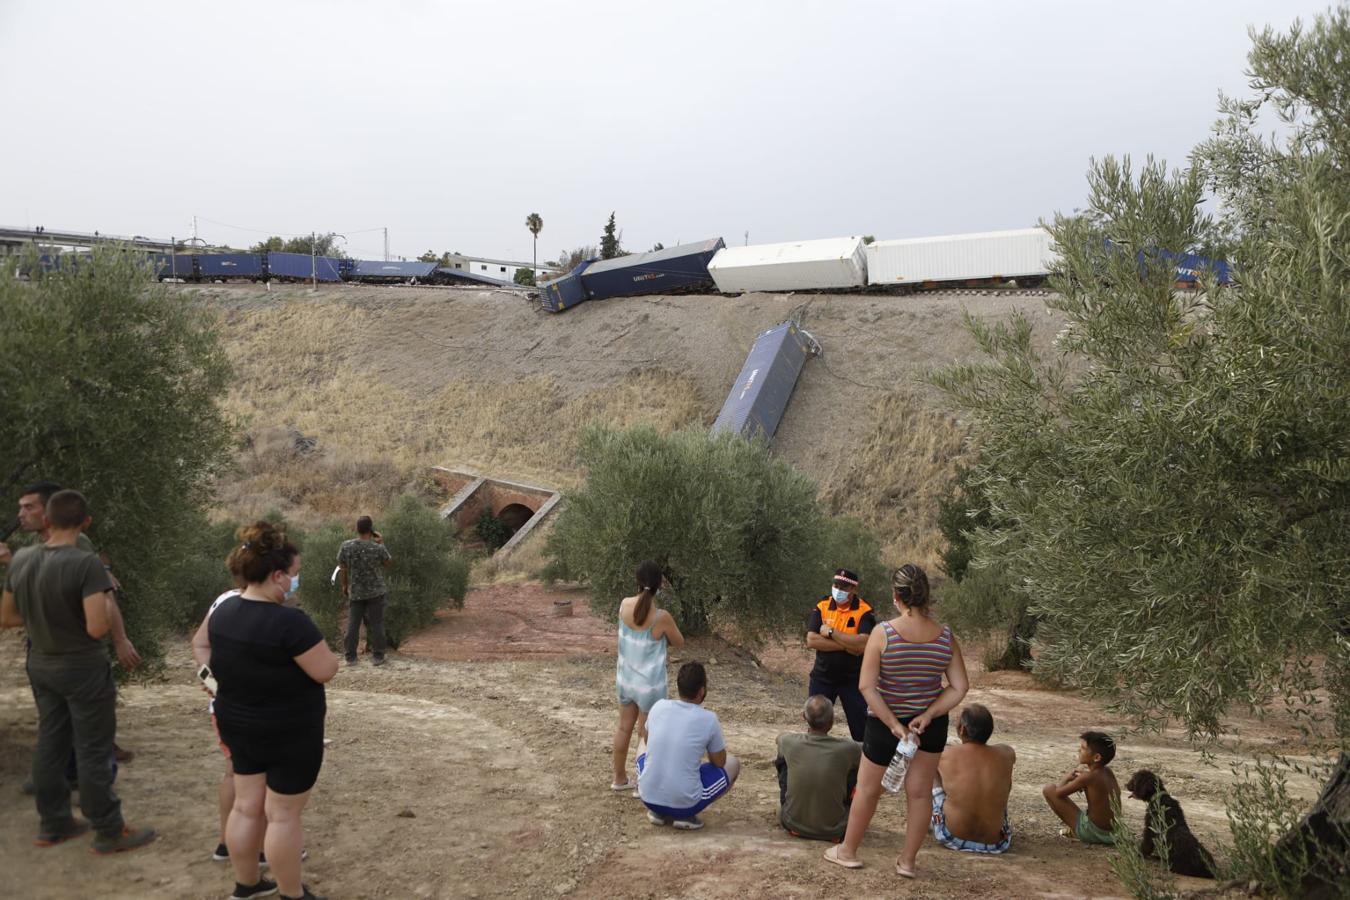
left=711, top=320, right=819, bottom=443
left=195, top=253, right=264, bottom=281
left=350, top=260, right=439, bottom=282
left=865, top=228, right=1057, bottom=288
left=707, top=236, right=868, bottom=293
left=579, top=238, right=725, bottom=301
left=266, top=251, right=344, bottom=282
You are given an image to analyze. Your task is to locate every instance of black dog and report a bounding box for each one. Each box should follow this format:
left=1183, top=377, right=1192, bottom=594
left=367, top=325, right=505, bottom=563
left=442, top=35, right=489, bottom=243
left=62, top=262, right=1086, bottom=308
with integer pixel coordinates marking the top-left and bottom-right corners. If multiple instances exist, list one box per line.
left=1125, top=770, right=1217, bottom=878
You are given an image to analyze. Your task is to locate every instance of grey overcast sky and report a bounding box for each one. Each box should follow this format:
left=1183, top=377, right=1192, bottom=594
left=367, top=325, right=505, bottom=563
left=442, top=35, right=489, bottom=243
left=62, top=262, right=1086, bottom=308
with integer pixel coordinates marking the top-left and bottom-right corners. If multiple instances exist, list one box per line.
left=0, top=0, right=1332, bottom=263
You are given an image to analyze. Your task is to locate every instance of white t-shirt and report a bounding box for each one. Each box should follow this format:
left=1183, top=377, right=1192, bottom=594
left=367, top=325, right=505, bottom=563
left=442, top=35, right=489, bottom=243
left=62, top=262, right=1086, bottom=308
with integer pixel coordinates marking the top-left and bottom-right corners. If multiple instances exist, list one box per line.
left=204, top=589, right=240, bottom=714
left=638, top=699, right=725, bottom=810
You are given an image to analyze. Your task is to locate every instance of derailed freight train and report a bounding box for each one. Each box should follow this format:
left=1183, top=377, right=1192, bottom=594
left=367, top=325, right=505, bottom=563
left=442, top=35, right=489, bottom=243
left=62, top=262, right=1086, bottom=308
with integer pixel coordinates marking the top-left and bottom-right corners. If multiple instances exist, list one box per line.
left=539, top=228, right=1231, bottom=313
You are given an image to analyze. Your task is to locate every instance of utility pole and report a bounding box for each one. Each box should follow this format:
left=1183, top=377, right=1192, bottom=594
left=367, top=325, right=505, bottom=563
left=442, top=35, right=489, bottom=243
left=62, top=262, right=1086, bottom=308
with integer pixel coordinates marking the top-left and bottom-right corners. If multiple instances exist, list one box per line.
left=383, top=227, right=389, bottom=262
left=193, top=216, right=198, bottom=247
left=170, top=235, right=176, bottom=284
left=744, top=230, right=749, bottom=246
left=311, top=230, right=317, bottom=291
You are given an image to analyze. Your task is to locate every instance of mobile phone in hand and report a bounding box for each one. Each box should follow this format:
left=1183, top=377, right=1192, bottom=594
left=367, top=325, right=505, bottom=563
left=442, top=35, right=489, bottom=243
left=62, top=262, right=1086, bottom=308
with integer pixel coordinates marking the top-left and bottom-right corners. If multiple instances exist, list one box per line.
left=197, top=664, right=218, bottom=696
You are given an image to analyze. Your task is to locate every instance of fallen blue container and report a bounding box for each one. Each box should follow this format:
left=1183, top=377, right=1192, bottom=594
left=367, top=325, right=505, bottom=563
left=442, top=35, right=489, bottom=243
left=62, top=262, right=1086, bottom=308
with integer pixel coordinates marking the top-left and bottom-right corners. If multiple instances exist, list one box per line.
left=267, top=251, right=343, bottom=282
left=578, top=238, right=724, bottom=301
left=540, top=260, right=594, bottom=313
left=351, top=260, right=439, bottom=281
left=711, top=321, right=817, bottom=443
left=196, top=253, right=263, bottom=280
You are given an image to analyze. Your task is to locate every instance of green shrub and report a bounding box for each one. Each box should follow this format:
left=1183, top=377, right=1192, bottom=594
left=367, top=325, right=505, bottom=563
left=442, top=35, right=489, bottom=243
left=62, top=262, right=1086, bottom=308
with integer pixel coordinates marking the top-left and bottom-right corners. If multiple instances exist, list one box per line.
left=474, top=507, right=513, bottom=551
left=379, top=494, right=470, bottom=648
left=293, top=520, right=349, bottom=645
left=157, top=517, right=247, bottom=635
left=545, top=425, right=886, bottom=640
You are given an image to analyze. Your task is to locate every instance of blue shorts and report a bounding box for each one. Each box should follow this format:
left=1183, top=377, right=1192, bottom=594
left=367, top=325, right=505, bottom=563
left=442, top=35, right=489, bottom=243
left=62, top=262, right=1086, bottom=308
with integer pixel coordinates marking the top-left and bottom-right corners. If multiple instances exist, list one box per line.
left=636, top=753, right=730, bottom=819
left=930, top=787, right=1012, bottom=854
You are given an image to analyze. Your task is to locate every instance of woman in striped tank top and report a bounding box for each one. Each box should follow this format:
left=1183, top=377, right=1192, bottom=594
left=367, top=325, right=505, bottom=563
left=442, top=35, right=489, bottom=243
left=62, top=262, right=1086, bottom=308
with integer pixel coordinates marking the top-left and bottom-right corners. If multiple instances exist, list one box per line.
left=611, top=561, right=684, bottom=791
left=824, top=564, right=968, bottom=879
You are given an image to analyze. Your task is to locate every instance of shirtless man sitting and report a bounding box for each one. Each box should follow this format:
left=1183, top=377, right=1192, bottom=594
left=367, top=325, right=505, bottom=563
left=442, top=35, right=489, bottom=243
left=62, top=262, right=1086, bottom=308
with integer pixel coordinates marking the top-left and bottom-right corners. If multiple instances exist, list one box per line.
left=930, top=704, right=1015, bottom=853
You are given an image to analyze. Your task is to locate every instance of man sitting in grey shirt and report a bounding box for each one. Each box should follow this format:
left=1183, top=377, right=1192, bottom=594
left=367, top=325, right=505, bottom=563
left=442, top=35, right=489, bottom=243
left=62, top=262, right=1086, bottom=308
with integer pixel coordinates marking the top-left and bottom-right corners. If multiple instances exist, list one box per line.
left=775, top=694, right=861, bottom=841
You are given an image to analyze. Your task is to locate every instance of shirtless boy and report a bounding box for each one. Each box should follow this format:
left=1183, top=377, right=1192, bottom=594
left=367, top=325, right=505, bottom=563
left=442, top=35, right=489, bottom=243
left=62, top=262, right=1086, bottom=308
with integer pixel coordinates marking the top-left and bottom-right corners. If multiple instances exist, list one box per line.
left=1042, top=730, right=1120, bottom=845
left=931, top=704, right=1015, bottom=853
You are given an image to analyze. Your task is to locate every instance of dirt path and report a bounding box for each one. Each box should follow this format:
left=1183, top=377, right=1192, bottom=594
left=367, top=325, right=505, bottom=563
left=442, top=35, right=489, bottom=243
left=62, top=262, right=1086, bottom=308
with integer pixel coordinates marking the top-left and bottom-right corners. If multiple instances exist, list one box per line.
left=0, top=584, right=1321, bottom=899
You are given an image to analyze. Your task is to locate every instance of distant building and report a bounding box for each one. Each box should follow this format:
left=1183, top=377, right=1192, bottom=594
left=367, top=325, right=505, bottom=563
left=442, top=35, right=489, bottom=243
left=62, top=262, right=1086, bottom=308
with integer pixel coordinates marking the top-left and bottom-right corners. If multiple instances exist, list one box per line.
left=443, top=253, right=556, bottom=281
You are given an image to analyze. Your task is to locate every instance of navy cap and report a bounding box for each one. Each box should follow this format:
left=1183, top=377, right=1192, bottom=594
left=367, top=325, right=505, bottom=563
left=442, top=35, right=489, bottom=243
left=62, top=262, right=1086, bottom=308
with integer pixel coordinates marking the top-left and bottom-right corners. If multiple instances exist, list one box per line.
left=832, top=568, right=859, bottom=586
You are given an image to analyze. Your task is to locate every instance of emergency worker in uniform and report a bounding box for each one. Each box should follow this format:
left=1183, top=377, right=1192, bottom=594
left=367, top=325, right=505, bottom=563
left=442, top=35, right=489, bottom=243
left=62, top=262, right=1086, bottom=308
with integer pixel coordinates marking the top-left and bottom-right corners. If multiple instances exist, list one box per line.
left=805, top=568, right=874, bottom=742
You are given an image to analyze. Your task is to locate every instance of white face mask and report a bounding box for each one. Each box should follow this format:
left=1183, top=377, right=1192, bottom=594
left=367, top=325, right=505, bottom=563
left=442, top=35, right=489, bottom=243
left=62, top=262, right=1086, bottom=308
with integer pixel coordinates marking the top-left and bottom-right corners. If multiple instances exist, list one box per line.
left=831, top=587, right=850, bottom=604
left=285, top=573, right=300, bottom=599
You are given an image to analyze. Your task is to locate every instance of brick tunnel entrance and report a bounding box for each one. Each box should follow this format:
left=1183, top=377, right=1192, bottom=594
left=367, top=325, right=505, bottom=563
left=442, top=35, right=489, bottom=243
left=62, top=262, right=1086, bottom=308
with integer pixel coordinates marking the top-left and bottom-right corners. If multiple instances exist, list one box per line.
left=496, top=503, right=535, bottom=536
left=431, top=468, right=561, bottom=555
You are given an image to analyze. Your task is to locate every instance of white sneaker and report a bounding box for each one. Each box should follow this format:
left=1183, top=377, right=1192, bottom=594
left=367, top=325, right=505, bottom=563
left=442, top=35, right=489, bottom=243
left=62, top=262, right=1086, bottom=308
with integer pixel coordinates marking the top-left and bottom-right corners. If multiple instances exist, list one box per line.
left=647, top=810, right=672, bottom=826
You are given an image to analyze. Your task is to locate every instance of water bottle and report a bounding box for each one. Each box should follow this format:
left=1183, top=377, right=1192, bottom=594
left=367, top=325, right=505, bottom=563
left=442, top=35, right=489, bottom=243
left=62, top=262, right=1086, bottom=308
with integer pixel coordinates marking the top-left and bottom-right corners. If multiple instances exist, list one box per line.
left=881, top=732, right=919, bottom=793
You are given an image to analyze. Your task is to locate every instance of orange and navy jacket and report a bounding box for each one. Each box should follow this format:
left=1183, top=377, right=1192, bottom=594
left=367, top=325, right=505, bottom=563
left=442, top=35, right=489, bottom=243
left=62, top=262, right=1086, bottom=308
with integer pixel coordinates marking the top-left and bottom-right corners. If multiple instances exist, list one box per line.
left=808, top=595, right=875, bottom=681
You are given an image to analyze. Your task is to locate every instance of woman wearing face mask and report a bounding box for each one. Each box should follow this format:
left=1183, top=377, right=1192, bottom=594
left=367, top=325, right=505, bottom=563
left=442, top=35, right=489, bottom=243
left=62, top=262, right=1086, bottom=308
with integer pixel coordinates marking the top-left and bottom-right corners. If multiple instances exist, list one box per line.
left=207, top=521, right=337, bottom=900
left=824, top=564, right=969, bottom=879
left=611, top=560, right=684, bottom=791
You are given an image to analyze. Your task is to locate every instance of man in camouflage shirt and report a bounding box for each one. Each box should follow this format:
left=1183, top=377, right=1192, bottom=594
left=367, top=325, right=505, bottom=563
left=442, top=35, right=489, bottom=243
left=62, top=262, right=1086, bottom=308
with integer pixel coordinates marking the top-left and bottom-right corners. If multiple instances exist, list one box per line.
left=337, top=516, right=393, bottom=666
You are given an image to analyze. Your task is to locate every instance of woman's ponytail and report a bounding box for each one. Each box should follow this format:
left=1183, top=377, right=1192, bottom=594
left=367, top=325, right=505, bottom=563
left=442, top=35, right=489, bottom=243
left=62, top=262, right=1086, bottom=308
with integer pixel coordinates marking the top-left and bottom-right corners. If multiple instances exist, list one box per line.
left=633, top=560, right=663, bottom=627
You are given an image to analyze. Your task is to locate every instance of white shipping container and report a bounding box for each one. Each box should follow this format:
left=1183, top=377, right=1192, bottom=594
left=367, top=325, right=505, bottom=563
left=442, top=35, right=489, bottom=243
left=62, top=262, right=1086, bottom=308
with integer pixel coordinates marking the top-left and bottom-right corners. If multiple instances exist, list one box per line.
left=865, top=228, right=1058, bottom=286
left=708, top=236, right=867, bottom=293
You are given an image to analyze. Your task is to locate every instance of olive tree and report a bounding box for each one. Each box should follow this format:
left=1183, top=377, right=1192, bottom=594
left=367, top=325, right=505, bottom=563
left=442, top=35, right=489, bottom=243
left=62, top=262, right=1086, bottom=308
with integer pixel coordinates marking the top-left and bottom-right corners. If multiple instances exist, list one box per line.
left=932, top=9, right=1348, bottom=894
left=545, top=425, right=887, bottom=640
left=0, top=247, right=234, bottom=666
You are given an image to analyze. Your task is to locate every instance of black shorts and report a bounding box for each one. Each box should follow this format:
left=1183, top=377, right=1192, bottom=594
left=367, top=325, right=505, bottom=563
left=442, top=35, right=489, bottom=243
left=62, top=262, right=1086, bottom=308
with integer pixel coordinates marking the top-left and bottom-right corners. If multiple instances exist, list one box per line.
left=862, top=713, right=949, bottom=765
left=219, top=723, right=324, bottom=795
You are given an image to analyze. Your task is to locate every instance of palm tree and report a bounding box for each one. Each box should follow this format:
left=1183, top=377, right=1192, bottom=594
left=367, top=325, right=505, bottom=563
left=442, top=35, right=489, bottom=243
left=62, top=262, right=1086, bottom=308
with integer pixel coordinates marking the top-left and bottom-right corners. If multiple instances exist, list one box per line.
left=525, top=213, right=543, bottom=282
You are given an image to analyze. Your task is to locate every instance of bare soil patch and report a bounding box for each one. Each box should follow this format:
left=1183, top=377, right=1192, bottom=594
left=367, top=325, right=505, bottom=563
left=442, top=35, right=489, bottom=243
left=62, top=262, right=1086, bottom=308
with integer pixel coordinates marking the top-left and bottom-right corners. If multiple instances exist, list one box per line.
left=0, top=584, right=1320, bottom=899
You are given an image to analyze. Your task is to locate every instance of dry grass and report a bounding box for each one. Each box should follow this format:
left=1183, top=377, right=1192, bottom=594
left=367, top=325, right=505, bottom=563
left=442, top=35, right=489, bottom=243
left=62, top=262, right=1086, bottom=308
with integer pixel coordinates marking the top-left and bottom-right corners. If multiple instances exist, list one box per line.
left=818, top=388, right=969, bottom=571
left=209, top=292, right=978, bottom=576
left=215, top=300, right=704, bottom=529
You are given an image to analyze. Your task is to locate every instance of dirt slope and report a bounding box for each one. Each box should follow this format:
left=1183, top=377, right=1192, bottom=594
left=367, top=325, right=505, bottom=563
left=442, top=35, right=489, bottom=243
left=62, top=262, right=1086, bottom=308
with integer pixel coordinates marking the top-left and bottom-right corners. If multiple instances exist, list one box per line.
left=204, top=283, right=1064, bottom=567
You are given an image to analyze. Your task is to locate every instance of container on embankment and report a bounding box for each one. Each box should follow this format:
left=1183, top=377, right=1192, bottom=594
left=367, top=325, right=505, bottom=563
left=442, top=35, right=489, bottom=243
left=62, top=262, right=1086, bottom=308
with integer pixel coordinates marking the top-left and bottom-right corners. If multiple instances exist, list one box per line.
left=711, top=321, right=818, bottom=443
left=266, top=251, right=344, bottom=282
left=196, top=253, right=264, bottom=280
left=578, top=238, right=724, bottom=300
left=540, top=260, right=593, bottom=313
left=707, top=236, right=867, bottom=293
left=865, top=228, right=1057, bottom=286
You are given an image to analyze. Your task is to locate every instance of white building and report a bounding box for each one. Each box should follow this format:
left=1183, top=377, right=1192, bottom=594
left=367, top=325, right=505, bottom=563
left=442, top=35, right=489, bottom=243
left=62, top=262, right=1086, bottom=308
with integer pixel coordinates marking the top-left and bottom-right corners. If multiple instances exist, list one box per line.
left=443, top=254, right=556, bottom=281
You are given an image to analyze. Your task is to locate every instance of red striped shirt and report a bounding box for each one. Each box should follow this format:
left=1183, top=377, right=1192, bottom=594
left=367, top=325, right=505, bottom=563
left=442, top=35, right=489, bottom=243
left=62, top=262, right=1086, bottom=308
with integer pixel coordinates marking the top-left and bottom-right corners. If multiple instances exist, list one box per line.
left=875, top=620, right=952, bottom=717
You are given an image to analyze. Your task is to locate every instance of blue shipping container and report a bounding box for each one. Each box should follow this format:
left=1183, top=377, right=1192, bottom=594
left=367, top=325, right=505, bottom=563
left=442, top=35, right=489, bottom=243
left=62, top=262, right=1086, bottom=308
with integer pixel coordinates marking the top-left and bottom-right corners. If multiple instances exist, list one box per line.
left=197, top=253, right=263, bottom=279
left=711, top=321, right=817, bottom=443
left=1163, top=250, right=1231, bottom=285
left=578, top=238, right=725, bottom=301
left=351, top=260, right=438, bottom=280
left=267, top=252, right=343, bottom=282
left=540, top=260, right=593, bottom=313
left=161, top=254, right=199, bottom=280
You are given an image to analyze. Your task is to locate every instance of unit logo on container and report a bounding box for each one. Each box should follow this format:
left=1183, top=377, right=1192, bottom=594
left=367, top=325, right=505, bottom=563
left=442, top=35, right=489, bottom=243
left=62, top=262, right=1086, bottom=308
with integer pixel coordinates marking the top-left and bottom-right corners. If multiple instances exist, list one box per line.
left=632, top=273, right=664, bottom=282
left=737, top=368, right=759, bottom=401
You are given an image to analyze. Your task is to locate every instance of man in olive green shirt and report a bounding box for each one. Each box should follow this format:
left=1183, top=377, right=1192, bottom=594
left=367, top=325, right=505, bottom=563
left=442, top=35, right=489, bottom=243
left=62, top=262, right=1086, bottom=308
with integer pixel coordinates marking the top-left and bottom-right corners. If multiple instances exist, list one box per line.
left=774, top=694, right=861, bottom=841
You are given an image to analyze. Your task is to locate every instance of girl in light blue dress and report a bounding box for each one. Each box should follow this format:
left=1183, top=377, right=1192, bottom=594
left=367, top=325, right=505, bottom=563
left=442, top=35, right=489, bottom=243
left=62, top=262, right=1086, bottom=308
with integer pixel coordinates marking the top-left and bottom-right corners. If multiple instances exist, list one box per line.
left=612, top=560, right=684, bottom=790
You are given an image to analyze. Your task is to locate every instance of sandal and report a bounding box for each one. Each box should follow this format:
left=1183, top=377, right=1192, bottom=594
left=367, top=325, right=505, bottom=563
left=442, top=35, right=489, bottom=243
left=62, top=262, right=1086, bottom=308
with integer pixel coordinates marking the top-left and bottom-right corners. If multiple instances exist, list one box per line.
left=823, top=845, right=863, bottom=869
left=895, top=861, right=917, bottom=878
left=610, top=779, right=635, bottom=791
